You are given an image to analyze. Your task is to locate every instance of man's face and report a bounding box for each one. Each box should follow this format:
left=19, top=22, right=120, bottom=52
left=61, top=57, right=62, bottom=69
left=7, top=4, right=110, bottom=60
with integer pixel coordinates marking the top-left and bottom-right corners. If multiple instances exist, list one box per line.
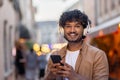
left=63, top=21, right=84, bottom=43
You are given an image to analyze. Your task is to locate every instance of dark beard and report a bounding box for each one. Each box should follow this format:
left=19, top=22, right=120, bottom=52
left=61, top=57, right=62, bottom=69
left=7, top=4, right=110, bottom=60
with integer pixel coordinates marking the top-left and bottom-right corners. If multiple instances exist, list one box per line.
left=64, top=35, right=83, bottom=43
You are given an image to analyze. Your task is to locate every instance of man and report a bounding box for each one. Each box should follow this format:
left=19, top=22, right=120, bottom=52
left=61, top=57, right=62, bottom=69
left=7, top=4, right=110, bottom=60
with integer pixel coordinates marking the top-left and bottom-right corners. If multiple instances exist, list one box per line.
left=44, top=9, right=109, bottom=80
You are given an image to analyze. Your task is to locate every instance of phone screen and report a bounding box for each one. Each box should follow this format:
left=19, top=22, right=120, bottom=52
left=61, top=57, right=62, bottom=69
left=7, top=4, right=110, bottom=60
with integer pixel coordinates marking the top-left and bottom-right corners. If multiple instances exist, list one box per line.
left=50, top=55, right=64, bottom=66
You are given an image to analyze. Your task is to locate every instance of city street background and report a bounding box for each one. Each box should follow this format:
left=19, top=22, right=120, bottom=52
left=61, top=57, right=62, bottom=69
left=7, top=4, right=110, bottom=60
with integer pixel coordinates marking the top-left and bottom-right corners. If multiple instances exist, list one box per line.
left=0, top=0, right=120, bottom=80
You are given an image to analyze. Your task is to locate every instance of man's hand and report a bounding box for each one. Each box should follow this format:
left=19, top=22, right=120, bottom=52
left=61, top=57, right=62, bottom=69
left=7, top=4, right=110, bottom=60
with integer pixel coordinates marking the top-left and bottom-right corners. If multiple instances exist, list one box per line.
left=49, top=63, right=61, bottom=76
left=45, top=63, right=62, bottom=80
left=56, top=61, right=87, bottom=80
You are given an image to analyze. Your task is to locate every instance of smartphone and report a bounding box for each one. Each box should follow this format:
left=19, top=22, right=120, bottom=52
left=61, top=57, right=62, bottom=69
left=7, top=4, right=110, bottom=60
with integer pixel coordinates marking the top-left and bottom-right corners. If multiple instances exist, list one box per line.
left=50, top=55, right=64, bottom=66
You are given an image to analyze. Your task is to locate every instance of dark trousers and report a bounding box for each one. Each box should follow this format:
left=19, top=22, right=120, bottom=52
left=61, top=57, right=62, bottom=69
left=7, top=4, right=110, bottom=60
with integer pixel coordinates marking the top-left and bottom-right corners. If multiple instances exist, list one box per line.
left=39, top=69, right=45, bottom=78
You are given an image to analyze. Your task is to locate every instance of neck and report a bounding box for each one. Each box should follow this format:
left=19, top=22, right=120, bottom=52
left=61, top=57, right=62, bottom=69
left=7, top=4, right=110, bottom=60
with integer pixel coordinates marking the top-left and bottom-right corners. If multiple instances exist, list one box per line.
left=67, top=40, right=83, bottom=51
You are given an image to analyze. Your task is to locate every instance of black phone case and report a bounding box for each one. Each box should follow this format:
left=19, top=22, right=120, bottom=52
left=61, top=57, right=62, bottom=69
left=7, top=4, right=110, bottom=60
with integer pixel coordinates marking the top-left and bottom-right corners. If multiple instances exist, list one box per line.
left=50, top=55, right=62, bottom=63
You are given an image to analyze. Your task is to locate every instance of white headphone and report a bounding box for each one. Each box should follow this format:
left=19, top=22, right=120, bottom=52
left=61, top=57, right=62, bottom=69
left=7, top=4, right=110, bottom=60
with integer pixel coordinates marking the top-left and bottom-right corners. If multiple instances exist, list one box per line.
left=83, top=21, right=91, bottom=36
left=59, top=20, right=91, bottom=38
left=59, top=26, right=64, bottom=36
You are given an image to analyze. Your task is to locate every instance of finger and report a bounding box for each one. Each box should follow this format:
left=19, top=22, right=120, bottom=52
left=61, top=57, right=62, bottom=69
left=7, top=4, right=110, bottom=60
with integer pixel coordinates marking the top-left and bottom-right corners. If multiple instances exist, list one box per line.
left=49, top=67, right=60, bottom=75
left=57, top=65, right=70, bottom=72
left=50, top=63, right=61, bottom=68
left=49, top=63, right=63, bottom=75
left=60, top=60, right=64, bottom=63
left=60, top=61, right=72, bottom=68
left=57, top=70, right=70, bottom=78
left=64, top=63, right=71, bottom=67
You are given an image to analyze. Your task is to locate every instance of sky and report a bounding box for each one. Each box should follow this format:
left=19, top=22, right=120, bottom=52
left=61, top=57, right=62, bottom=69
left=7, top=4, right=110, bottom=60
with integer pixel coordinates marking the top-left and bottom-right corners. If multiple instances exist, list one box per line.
left=32, top=0, right=80, bottom=22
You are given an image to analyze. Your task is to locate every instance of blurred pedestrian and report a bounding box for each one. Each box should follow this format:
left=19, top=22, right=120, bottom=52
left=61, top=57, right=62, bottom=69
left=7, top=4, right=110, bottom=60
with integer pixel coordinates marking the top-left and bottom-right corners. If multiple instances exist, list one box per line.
left=25, top=48, right=38, bottom=80
left=37, top=53, right=47, bottom=79
left=44, top=9, right=109, bottom=80
left=14, top=42, right=26, bottom=80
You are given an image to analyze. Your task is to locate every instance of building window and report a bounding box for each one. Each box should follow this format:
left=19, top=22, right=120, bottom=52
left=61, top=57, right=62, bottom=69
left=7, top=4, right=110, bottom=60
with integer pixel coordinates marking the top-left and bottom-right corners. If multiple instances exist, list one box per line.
left=9, top=0, right=13, bottom=2
left=111, top=0, right=115, bottom=10
left=104, top=0, right=108, bottom=13
left=3, top=20, right=8, bottom=72
left=0, top=0, right=3, bottom=7
left=99, top=0, right=102, bottom=16
left=9, top=26, right=13, bottom=69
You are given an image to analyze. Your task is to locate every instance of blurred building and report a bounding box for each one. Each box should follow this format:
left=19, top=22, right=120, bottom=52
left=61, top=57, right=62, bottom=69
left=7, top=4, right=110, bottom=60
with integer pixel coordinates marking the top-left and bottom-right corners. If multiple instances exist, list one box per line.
left=0, top=0, right=18, bottom=80
left=89, top=0, right=120, bottom=38
left=0, top=0, right=35, bottom=80
left=35, top=21, right=58, bottom=44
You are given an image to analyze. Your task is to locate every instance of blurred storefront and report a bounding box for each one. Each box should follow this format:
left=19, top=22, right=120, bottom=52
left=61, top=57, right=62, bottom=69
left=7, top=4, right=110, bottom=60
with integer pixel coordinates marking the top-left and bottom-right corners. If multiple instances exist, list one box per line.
left=89, top=23, right=120, bottom=80
left=88, top=0, right=120, bottom=79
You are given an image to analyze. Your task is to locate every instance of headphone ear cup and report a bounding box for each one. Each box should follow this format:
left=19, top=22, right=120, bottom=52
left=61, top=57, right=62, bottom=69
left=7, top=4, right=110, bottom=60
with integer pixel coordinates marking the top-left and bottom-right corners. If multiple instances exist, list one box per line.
left=82, top=28, right=87, bottom=39
left=83, top=28, right=87, bottom=36
left=83, top=21, right=91, bottom=37
left=59, top=27, right=64, bottom=36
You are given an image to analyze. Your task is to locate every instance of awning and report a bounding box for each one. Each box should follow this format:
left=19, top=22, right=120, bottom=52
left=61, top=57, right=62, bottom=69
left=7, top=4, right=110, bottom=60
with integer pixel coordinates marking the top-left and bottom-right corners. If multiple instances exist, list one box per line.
left=88, top=16, right=120, bottom=38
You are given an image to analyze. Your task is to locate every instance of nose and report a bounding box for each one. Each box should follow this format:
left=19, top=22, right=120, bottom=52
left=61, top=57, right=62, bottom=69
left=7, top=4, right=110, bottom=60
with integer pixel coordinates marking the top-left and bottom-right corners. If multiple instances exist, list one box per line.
left=70, top=26, right=76, bottom=32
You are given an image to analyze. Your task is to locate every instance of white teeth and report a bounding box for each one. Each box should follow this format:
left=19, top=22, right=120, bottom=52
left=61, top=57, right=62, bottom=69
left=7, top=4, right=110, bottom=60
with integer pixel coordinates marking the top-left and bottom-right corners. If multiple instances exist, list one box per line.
left=70, top=34, right=75, bottom=36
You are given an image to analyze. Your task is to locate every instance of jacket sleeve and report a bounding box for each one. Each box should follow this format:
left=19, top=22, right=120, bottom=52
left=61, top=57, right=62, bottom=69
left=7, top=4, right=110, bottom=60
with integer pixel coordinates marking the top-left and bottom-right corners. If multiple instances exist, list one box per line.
left=44, top=58, right=56, bottom=80
left=93, top=50, right=109, bottom=80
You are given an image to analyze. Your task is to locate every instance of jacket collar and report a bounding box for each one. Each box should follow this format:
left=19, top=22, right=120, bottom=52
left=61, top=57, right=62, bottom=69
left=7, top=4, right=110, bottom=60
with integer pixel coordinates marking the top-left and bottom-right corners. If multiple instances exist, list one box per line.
left=59, top=41, right=88, bottom=57
left=58, top=41, right=88, bottom=72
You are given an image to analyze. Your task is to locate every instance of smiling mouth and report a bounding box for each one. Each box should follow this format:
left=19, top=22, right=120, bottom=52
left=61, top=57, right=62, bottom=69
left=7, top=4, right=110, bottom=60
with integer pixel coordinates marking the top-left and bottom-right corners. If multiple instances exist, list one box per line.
left=69, top=33, right=78, bottom=36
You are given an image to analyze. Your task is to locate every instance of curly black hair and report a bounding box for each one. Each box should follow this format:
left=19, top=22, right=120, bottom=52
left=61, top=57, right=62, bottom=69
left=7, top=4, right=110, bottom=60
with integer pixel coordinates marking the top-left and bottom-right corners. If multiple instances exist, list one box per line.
left=59, top=9, right=91, bottom=29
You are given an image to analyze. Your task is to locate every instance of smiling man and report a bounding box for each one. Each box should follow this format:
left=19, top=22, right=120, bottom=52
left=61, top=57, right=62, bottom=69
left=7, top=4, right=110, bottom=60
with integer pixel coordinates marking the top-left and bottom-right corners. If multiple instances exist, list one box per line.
left=44, top=9, right=109, bottom=80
